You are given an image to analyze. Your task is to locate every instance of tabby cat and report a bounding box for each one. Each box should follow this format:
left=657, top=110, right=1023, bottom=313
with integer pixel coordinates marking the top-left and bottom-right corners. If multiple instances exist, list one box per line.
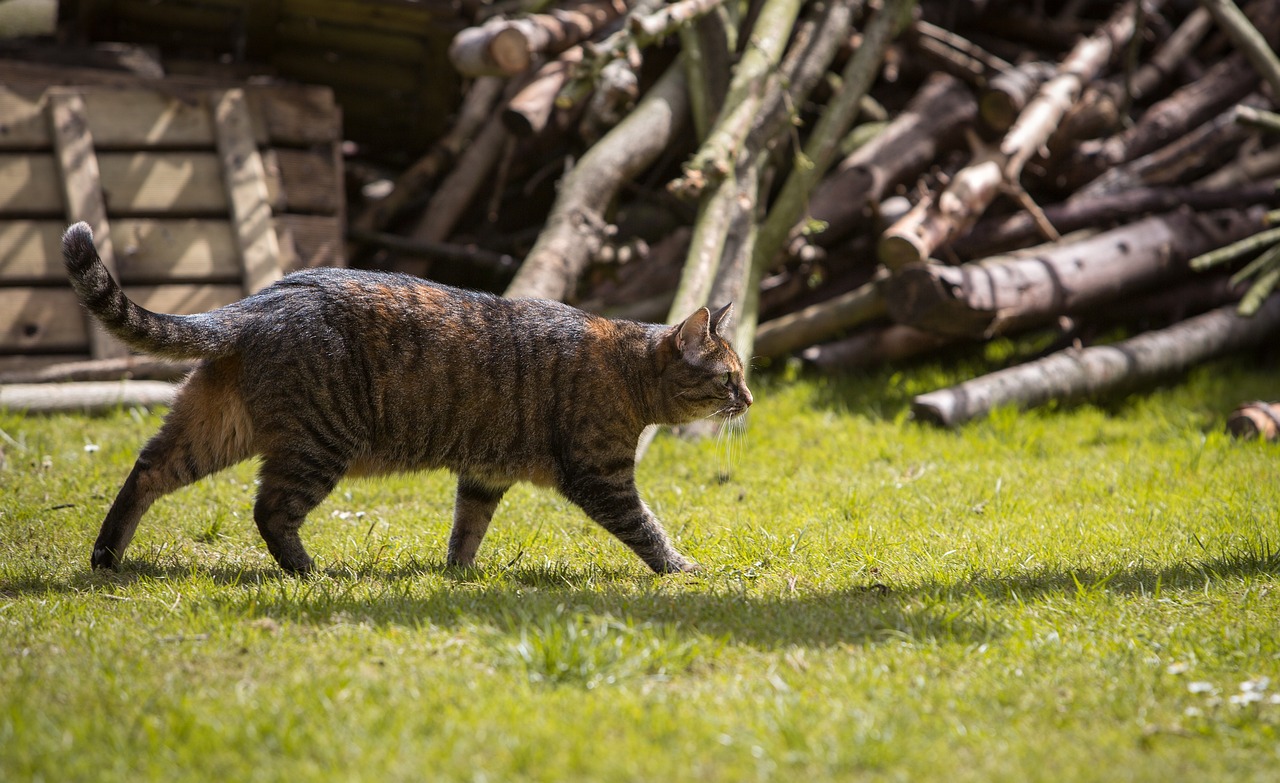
left=62, top=222, right=752, bottom=575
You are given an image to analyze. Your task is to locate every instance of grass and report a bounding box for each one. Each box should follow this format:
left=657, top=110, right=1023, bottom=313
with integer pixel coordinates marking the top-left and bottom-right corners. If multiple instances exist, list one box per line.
left=3, top=351, right=1280, bottom=782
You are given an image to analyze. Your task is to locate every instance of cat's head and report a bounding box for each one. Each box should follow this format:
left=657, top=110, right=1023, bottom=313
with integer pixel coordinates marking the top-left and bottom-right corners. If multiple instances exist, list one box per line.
left=657, top=303, right=754, bottom=424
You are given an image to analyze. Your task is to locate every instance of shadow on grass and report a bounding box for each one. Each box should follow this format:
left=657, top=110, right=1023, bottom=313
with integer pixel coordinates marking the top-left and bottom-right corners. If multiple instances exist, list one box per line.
left=5, top=544, right=1275, bottom=651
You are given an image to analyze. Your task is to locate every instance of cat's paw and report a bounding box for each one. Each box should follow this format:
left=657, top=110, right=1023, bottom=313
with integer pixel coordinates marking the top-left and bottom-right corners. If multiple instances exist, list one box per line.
left=656, top=557, right=701, bottom=575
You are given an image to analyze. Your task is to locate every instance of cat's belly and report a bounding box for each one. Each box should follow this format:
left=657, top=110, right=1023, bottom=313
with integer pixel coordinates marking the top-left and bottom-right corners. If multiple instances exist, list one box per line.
left=346, top=453, right=557, bottom=488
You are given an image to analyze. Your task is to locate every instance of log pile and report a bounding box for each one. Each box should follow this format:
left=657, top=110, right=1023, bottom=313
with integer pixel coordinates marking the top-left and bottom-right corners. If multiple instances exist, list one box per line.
left=11, top=1, right=1280, bottom=421
left=336, top=0, right=1280, bottom=426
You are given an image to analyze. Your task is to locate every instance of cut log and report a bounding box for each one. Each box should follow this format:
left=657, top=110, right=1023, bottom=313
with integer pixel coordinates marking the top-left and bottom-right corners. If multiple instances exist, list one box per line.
left=884, top=208, right=1266, bottom=338
left=1227, top=401, right=1280, bottom=441
left=449, top=0, right=628, bottom=77
left=911, top=294, right=1280, bottom=428
left=0, top=357, right=194, bottom=384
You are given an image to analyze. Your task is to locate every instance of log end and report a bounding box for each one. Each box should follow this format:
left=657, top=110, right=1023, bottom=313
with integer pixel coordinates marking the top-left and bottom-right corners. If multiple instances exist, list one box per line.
left=1226, top=402, right=1280, bottom=442
left=877, top=232, right=927, bottom=270
left=910, top=390, right=960, bottom=428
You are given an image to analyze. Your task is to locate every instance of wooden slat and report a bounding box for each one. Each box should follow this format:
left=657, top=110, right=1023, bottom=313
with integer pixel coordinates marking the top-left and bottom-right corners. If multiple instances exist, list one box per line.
left=0, top=85, right=48, bottom=149
left=213, top=89, right=281, bottom=294
left=0, top=220, right=68, bottom=282
left=0, top=153, right=337, bottom=219
left=0, top=285, right=243, bottom=353
left=97, top=152, right=228, bottom=214
left=82, top=90, right=215, bottom=149
left=47, top=88, right=129, bottom=360
left=112, top=219, right=241, bottom=281
left=245, top=85, right=341, bottom=145
left=0, top=155, right=62, bottom=214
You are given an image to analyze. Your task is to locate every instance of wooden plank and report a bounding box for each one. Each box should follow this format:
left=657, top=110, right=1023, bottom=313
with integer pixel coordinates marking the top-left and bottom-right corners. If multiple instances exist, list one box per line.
left=0, top=155, right=63, bottom=214
left=213, top=89, right=281, bottom=294
left=0, top=85, right=49, bottom=149
left=0, top=220, right=66, bottom=282
left=0, top=285, right=242, bottom=353
left=97, top=151, right=228, bottom=214
left=47, top=88, right=129, bottom=360
left=280, top=0, right=446, bottom=31
left=0, top=355, right=85, bottom=374
left=272, top=18, right=429, bottom=63
left=112, top=219, right=241, bottom=282
left=82, top=90, right=215, bottom=149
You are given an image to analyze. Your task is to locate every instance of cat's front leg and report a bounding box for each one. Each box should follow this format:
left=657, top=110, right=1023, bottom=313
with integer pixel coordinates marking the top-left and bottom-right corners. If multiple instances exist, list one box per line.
left=560, top=470, right=698, bottom=574
left=447, top=475, right=510, bottom=567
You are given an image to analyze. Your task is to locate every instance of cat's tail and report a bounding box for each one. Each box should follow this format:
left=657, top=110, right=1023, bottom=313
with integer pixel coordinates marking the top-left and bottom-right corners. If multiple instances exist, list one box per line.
left=62, top=222, right=238, bottom=359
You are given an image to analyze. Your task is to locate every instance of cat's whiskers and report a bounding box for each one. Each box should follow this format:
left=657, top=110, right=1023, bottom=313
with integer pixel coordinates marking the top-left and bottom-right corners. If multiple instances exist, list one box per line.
left=714, top=406, right=747, bottom=484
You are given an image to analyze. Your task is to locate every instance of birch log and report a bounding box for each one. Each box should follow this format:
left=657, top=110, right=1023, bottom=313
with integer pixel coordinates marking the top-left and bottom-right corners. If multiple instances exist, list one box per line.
left=911, top=294, right=1280, bottom=427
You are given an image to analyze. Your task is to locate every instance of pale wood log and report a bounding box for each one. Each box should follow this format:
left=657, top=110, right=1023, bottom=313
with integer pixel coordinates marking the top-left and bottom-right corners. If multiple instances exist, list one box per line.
left=0, top=357, right=194, bottom=384
left=885, top=209, right=1265, bottom=339
left=879, top=1, right=1149, bottom=268
left=1053, top=7, right=1213, bottom=147
left=630, top=0, right=728, bottom=39
left=979, top=61, right=1054, bottom=132
left=911, top=294, right=1280, bottom=428
left=0, top=381, right=176, bottom=414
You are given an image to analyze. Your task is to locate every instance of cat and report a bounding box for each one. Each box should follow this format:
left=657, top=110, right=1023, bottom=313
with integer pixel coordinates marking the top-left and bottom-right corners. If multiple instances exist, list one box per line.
left=62, top=222, right=753, bottom=575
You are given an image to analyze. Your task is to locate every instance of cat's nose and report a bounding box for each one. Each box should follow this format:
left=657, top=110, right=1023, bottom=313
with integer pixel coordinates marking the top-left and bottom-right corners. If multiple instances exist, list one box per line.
left=742, top=387, right=754, bottom=407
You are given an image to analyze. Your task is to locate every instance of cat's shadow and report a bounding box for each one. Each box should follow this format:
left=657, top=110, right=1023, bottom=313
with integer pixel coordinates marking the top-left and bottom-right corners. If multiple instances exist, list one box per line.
left=8, top=547, right=1275, bottom=650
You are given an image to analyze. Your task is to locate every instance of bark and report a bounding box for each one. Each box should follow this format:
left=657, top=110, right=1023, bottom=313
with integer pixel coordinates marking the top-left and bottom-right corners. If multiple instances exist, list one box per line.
left=1053, top=7, right=1213, bottom=147
left=630, top=0, right=729, bottom=39
left=801, top=324, right=956, bottom=371
left=911, top=294, right=1280, bottom=428
left=504, top=60, right=688, bottom=301
left=1201, top=0, right=1280, bottom=100
left=1062, top=53, right=1260, bottom=191
left=906, top=19, right=1013, bottom=88
left=1076, top=102, right=1258, bottom=198
left=807, top=73, right=977, bottom=249
left=879, top=1, right=1151, bottom=268
left=346, top=228, right=520, bottom=277
left=884, top=208, right=1266, bottom=338
left=739, top=0, right=911, bottom=360
left=754, top=276, right=886, bottom=358
left=956, top=179, right=1280, bottom=257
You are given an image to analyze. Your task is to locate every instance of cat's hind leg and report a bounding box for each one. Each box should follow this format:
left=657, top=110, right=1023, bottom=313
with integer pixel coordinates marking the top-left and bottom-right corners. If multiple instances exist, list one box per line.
left=92, top=362, right=254, bottom=570
left=253, top=452, right=346, bottom=575
left=447, top=475, right=510, bottom=567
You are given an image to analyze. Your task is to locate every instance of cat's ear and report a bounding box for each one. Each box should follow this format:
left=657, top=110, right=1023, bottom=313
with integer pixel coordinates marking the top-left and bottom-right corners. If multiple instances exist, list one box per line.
left=676, top=307, right=711, bottom=353
left=709, top=302, right=733, bottom=336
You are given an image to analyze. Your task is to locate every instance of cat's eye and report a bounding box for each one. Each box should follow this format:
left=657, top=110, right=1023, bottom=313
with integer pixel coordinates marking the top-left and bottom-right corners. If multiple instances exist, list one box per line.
left=721, top=372, right=734, bottom=387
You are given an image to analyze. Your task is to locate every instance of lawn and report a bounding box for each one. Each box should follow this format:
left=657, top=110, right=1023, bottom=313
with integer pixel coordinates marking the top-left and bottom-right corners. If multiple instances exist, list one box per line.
left=3, top=353, right=1279, bottom=782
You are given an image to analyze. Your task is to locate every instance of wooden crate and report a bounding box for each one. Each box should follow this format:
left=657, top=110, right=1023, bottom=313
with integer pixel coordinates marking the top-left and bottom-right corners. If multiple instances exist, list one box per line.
left=59, top=0, right=464, bottom=156
left=0, top=69, right=345, bottom=372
